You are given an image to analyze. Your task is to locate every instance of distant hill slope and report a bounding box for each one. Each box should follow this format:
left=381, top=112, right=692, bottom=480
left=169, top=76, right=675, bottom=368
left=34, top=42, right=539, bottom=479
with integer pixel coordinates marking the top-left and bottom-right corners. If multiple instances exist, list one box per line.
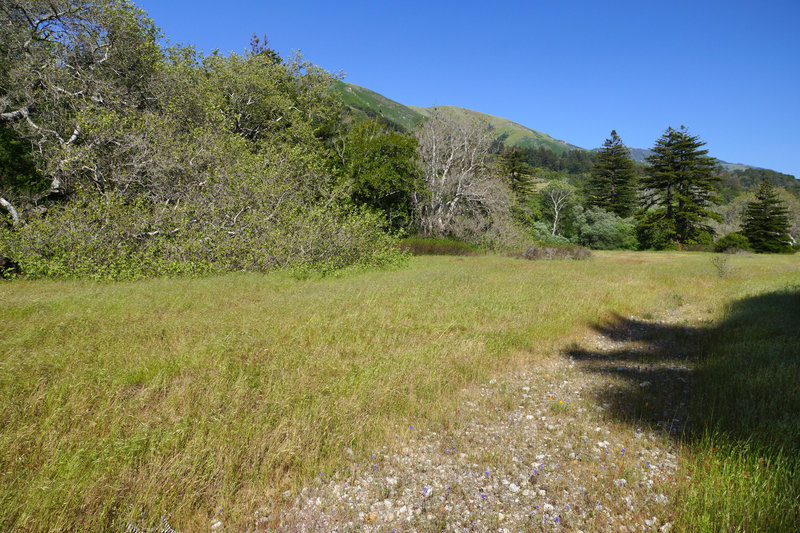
left=331, top=82, right=582, bottom=154
left=626, top=147, right=757, bottom=173
left=331, top=81, right=795, bottom=181
left=330, top=81, right=424, bottom=132
left=409, top=105, right=582, bottom=155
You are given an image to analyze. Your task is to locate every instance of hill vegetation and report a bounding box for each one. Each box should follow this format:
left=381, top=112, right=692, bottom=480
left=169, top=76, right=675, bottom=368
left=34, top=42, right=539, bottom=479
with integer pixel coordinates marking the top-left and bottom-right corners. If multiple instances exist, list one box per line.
left=329, top=81, right=425, bottom=132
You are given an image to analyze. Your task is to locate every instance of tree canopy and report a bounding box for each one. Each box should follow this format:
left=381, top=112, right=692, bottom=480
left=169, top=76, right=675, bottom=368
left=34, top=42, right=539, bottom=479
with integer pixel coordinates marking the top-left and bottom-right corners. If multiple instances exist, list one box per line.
left=587, top=130, right=637, bottom=217
left=637, top=126, right=721, bottom=248
left=742, top=181, right=793, bottom=253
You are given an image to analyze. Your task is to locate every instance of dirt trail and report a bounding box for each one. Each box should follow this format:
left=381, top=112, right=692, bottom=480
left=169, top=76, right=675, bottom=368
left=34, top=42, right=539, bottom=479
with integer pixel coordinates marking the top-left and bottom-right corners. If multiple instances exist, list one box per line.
left=276, top=309, right=697, bottom=532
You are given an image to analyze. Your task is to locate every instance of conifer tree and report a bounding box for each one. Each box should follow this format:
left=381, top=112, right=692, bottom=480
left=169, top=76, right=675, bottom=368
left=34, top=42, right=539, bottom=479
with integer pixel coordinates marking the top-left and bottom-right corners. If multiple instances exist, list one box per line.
left=637, top=126, right=721, bottom=247
left=587, top=130, right=637, bottom=217
left=741, top=182, right=792, bottom=253
left=497, top=146, right=534, bottom=198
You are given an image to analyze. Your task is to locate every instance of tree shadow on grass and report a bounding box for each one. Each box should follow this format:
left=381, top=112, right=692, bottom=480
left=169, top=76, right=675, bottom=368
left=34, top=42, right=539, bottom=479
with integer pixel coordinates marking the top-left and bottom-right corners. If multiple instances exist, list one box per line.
left=565, top=287, right=800, bottom=454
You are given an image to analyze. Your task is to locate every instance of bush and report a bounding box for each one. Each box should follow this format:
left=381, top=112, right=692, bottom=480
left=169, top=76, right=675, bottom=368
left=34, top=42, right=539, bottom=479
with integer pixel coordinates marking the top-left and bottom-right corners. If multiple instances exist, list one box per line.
left=714, top=232, right=752, bottom=253
left=574, top=207, right=638, bottom=250
left=519, top=244, right=592, bottom=261
left=528, top=221, right=572, bottom=246
left=397, top=237, right=478, bottom=256
left=0, top=195, right=404, bottom=280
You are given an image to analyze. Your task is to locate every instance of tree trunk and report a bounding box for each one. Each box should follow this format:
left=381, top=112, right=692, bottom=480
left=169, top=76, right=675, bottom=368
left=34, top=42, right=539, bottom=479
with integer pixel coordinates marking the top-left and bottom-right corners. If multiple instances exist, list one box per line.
left=0, top=197, right=20, bottom=226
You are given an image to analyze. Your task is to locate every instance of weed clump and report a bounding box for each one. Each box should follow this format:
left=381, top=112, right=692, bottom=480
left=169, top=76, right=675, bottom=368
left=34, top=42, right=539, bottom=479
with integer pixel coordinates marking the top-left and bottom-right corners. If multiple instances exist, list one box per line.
left=520, top=244, right=592, bottom=261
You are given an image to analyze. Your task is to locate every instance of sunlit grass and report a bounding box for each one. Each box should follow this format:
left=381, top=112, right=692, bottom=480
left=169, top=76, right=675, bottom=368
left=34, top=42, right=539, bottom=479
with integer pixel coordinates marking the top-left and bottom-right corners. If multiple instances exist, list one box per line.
left=0, top=252, right=796, bottom=530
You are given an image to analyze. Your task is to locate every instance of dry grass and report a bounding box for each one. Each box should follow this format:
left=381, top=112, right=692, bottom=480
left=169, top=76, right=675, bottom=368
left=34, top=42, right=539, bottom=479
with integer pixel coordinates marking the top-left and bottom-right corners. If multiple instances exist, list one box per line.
left=0, top=251, right=796, bottom=530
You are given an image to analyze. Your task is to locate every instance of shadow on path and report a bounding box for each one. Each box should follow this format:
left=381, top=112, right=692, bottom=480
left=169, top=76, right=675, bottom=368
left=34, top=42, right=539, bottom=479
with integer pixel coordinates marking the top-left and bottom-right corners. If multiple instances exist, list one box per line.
left=565, top=287, right=800, bottom=454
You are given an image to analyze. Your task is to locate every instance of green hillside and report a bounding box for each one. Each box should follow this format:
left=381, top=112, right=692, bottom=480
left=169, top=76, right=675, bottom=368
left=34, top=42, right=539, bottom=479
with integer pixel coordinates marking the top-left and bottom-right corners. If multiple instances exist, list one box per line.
left=331, top=82, right=582, bottom=154
left=331, top=82, right=796, bottom=181
left=410, top=105, right=582, bottom=155
left=330, top=81, right=425, bottom=132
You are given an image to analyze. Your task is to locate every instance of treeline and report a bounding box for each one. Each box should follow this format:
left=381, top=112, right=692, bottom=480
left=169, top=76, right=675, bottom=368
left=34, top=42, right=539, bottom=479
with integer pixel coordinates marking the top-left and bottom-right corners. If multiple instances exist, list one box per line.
left=1, top=2, right=796, bottom=280
left=493, top=128, right=798, bottom=253
left=717, top=167, right=800, bottom=201
left=490, top=143, right=597, bottom=176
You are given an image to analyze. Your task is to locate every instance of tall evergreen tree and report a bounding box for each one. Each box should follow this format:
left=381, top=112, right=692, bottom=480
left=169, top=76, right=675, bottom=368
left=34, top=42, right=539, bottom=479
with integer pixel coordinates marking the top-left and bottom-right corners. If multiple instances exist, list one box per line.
left=638, top=126, right=721, bottom=247
left=741, top=182, right=792, bottom=253
left=587, top=130, right=637, bottom=217
left=497, top=146, right=534, bottom=198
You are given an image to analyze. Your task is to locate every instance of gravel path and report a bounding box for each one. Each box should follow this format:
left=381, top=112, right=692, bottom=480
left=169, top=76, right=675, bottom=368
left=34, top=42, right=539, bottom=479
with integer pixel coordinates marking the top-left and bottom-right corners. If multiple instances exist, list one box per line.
left=275, top=311, right=695, bottom=532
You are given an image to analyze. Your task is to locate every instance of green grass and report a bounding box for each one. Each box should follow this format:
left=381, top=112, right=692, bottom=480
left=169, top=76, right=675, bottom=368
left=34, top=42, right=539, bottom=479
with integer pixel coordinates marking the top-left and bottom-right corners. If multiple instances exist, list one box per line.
left=674, top=286, right=800, bottom=532
left=0, top=252, right=797, bottom=530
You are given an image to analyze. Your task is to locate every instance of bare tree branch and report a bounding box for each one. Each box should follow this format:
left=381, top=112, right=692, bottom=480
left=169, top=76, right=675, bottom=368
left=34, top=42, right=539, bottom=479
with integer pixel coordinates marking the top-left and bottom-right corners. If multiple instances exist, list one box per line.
left=0, top=198, right=21, bottom=226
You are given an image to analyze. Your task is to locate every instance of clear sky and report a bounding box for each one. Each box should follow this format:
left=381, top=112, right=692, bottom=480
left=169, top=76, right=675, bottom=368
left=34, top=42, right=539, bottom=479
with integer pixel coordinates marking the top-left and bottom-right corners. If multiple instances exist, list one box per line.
left=134, top=0, right=800, bottom=178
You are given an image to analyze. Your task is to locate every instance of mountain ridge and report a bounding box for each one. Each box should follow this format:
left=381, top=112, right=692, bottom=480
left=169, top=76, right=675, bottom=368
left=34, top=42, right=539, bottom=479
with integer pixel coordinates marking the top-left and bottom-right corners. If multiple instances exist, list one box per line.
left=332, top=81, right=794, bottom=179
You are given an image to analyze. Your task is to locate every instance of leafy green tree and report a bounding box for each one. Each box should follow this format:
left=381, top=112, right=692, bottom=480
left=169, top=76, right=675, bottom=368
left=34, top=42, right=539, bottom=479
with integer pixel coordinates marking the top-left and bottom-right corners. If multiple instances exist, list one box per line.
left=333, top=119, right=420, bottom=230
left=714, top=232, right=751, bottom=253
left=1, top=0, right=163, bottom=200
left=587, top=130, right=637, bottom=217
left=0, top=1, right=405, bottom=277
left=637, top=126, right=721, bottom=248
left=741, top=182, right=793, bottom=253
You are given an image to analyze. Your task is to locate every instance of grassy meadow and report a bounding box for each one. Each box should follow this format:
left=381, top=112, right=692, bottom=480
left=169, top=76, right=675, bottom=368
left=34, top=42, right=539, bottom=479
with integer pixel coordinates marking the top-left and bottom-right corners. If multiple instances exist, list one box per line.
left=1, top=252, right=798, bottom=530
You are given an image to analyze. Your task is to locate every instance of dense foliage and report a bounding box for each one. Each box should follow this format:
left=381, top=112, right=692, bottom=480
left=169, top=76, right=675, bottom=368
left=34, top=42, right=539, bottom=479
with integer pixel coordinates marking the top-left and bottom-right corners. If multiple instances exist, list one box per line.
left=713, top=232, right=751, bottom=253
left=0, top=0, right=404, bottom=278
left=331, top=119, right=421, bottom=231
left=741, top=182, right=793, bottom=253
left=587, top=130, right=637, bottom=217
left=637, top=126, right=721, bottom=248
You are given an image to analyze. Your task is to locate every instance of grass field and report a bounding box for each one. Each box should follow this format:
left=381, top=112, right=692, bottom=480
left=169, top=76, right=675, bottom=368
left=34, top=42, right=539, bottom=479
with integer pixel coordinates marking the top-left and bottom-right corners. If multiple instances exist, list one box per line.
left=0, top=252, right=797, bottom=530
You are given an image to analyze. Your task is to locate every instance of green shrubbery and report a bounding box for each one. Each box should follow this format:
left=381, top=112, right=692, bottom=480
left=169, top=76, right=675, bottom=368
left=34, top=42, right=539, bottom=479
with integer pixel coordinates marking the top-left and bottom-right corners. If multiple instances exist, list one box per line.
left=574, top=207, right=638, bottom=250
left=397, top=237, right=479, bottom=256
left=1, top=195, right=401, bottom=280
left=713, top=232, right=752, bottom=253
left=0, top=3, right=408, bottom=279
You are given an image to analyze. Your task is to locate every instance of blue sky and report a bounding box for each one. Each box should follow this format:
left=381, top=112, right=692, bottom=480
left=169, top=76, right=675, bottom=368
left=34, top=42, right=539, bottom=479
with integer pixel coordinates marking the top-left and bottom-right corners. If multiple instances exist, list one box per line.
left=135, top=0, right=800, bottom=178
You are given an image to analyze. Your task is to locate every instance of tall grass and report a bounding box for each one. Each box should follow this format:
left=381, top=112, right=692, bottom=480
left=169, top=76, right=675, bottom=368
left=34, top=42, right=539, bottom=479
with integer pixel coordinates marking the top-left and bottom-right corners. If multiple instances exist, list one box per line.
left=0, top=252, right=797, bottom=530
left=675, top=286, right=800, bottom=532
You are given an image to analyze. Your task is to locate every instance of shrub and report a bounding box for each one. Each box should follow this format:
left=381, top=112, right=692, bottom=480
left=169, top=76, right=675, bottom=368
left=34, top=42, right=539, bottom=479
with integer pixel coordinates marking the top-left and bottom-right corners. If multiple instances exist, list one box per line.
left=0, top=195, right=404, bottom=280
left=520, top=244, right=592, bottom=261
left=397, top=237, right=478, bottom=256
left=714, top=232, right=752, bottom=253
left=528, top=221, right=572, bottom=246
left=574, top=207, right=638, bottom=250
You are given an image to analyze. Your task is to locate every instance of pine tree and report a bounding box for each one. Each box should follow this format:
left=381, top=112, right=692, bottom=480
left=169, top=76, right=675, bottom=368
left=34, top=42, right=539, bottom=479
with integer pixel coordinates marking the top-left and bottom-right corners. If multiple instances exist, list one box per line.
left=638, top=126, right=721, bottom=247
left=587, top=130, right=637, bottom=217
left=497, top=146, right=534, bottom=198
left=741, top=182, right=792, bottom=253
